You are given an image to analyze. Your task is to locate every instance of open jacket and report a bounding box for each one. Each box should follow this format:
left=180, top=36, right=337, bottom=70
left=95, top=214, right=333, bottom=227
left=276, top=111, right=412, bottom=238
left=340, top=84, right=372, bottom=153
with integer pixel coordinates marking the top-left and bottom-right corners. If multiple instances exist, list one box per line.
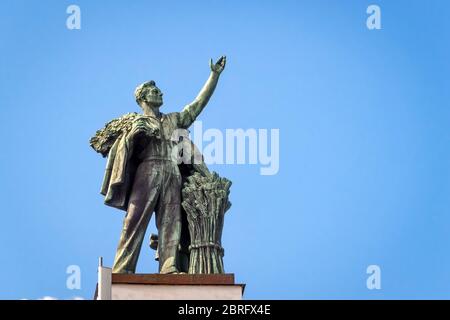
left=99, top=121, right=209, bottom=211
left=100, top=134, right=134, bottom=211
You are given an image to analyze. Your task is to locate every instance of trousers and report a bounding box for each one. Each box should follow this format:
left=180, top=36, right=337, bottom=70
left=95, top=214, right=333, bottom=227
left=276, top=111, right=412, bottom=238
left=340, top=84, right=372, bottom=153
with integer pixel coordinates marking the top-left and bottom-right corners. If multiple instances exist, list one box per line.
left=112, top=159, right=182, bottom=274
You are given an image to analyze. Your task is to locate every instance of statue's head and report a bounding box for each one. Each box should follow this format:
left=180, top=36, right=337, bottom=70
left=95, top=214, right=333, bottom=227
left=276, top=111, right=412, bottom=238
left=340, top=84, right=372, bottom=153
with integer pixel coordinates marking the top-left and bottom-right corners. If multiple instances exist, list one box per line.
left=134, top=80, right=163, bottom=108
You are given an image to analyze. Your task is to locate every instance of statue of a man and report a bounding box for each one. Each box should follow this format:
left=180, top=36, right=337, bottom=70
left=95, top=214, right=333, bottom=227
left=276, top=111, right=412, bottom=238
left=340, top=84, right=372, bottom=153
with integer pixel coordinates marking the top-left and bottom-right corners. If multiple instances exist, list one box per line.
left=100, top=56, right=226, bottom=274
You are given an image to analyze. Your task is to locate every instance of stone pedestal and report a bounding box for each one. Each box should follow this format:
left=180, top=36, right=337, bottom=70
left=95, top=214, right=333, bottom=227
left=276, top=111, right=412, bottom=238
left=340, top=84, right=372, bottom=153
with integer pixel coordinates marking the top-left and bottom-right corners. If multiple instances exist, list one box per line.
left=94, top=265, right=245, bottom=300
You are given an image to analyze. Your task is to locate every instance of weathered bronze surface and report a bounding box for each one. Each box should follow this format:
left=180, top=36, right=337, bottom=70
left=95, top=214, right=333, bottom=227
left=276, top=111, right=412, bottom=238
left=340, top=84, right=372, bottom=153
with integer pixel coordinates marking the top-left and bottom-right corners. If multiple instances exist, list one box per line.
left=90, top=56, right=231, bottom=274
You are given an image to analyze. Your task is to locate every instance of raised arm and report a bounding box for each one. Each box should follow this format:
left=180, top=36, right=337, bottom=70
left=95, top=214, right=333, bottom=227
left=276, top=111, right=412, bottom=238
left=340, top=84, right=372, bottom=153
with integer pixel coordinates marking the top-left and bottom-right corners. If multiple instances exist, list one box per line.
left=179, top=56, right=226, bottom=128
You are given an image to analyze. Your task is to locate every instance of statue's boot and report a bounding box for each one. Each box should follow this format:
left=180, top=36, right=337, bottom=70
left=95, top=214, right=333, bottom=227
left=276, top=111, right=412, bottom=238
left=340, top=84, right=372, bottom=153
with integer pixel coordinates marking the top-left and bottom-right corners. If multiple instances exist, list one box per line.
left=159, top=243, right=180, bottom=274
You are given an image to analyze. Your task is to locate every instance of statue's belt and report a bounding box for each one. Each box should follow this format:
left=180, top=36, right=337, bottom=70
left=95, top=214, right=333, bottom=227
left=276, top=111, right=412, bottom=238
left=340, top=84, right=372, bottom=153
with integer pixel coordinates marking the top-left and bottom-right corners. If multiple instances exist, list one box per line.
left=140, top=156, right=175, bottom=162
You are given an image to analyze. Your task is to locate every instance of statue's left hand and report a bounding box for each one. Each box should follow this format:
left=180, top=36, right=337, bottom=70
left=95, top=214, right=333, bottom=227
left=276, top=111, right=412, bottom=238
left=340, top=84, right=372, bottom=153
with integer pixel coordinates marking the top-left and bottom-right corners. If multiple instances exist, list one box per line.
left=210, top=56, right=226, bottom=75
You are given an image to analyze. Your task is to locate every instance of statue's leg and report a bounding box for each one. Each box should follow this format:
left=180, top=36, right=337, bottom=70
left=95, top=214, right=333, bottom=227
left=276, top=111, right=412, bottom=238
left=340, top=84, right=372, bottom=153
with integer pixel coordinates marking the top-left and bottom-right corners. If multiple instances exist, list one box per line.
left=112, top=163, right=162, bottom=273
left=155, top=164, right=182, bottom=274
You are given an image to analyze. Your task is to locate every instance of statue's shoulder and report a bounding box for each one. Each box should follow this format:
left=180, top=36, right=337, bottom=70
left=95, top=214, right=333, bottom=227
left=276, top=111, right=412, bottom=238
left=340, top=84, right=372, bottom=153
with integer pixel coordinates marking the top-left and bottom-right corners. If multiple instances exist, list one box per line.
left=90, top=112, right=139, bottom=157
left=162, top=111, right=182, bottom=126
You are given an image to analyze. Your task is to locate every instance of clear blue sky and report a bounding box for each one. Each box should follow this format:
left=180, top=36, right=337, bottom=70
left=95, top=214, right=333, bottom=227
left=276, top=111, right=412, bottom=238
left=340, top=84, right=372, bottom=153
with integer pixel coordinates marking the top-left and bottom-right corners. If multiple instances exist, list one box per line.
left=0, top=0, right=449, bottom=299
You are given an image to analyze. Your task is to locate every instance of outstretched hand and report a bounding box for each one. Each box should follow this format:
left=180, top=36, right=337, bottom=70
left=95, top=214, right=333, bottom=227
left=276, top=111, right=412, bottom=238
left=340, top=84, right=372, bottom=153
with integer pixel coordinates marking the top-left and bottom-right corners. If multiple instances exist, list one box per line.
left=210, top=56, right=226, bottom=75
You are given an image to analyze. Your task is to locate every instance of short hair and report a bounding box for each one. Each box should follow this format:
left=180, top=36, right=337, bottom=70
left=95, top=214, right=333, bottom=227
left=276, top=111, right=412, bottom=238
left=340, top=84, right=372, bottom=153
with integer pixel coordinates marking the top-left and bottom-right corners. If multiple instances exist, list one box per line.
left=134, top=80, right=156, bottom=104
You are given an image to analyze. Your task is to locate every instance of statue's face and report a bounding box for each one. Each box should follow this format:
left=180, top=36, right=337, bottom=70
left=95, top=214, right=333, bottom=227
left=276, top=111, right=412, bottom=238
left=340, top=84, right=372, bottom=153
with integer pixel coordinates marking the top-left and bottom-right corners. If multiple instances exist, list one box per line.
left=143, top=85, right=163, bottom=107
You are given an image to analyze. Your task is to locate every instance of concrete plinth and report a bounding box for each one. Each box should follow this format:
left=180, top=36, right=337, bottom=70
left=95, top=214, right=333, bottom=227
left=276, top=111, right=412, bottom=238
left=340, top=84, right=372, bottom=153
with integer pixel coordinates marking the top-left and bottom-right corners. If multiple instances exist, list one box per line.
left=94, top=266, right=245, bottom=300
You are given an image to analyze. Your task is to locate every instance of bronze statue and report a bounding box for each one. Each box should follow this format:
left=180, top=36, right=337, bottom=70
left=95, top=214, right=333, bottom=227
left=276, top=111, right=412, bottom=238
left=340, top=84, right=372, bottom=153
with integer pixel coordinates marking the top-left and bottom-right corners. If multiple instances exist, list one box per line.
left=90, top=56, right=230, bottom=274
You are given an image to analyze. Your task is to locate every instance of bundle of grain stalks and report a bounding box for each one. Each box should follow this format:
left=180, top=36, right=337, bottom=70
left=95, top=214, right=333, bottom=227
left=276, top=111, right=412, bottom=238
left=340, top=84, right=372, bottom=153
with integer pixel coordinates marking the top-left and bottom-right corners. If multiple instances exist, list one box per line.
left=182, top=171, right=232, bottom=274
left=89, top=113, right=138, bottom=157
